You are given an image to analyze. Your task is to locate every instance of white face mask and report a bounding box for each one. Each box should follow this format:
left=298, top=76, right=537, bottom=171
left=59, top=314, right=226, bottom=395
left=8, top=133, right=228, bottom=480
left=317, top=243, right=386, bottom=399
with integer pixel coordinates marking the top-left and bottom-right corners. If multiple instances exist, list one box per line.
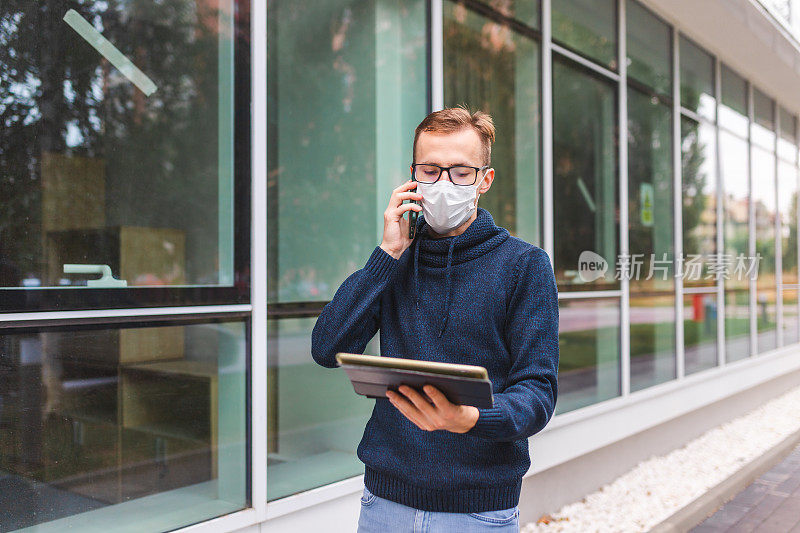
left=417, top=171, right=486, bottom=235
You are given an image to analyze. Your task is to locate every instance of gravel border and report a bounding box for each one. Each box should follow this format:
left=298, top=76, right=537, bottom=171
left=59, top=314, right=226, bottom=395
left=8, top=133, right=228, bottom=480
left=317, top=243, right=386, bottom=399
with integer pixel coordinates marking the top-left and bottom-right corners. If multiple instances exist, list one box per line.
left=522, top=383, right=800, bottom=533
left=650, top=426, right=800, bottom=532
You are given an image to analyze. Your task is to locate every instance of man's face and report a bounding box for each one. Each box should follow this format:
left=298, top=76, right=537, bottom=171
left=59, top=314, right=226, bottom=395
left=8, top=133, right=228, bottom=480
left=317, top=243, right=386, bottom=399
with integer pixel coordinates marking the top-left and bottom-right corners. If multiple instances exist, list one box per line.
left=411, top=128, right=494, bottom=200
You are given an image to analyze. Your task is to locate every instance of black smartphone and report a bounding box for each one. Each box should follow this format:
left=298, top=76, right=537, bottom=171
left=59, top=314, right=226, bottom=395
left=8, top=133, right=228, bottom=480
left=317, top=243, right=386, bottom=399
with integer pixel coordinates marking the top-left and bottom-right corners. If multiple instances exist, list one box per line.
left=408, top=178, right=419, bottom=239
left=408, top=202, right=419, bottom=239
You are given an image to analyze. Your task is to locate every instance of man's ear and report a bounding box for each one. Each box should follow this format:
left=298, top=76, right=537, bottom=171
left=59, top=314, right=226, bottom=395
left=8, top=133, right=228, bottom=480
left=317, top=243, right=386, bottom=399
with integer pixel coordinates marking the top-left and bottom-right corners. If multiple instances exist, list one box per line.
left=478, top=168, right=494, bottom=194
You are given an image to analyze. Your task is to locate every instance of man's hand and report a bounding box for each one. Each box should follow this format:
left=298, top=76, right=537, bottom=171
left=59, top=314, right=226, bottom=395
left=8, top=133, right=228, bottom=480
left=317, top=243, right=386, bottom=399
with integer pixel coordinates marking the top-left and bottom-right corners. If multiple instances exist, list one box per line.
left=386, top=384, right=479, bottom=433
left=379, top=180, right=423, bottom=259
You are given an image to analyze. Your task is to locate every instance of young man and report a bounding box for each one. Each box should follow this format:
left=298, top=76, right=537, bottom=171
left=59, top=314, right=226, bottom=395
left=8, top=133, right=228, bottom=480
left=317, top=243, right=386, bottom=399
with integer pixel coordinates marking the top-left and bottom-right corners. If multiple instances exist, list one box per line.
left=311, top=106, right=559, bottom=532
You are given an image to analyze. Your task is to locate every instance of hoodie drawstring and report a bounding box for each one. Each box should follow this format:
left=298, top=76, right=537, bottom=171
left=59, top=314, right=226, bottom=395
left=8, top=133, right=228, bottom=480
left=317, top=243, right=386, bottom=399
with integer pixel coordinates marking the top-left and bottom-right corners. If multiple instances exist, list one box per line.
left=413, top=237, right=421, bottom=309
left=411, top=208, right=509, bottom=339
left=413, top=227, right=457, bottom=338
left=438, top=236, right=457, bottom=338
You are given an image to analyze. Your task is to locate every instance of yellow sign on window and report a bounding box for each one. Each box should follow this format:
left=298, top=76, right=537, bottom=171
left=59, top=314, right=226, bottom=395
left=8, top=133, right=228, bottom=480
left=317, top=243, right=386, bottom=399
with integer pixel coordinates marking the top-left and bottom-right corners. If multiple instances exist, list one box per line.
left=640, top=183, right=654, bottom=227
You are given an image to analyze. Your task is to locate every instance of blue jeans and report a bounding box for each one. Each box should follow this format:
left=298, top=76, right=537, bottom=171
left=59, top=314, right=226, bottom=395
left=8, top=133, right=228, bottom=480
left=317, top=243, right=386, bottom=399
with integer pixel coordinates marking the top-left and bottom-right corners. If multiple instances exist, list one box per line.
left=357, top=485, right=520, bottom=532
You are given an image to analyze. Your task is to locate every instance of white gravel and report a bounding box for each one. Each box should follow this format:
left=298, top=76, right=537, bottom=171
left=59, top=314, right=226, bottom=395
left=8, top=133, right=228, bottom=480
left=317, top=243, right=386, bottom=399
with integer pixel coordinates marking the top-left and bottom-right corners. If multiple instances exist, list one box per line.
left=522, top=382, right=800, bottom=533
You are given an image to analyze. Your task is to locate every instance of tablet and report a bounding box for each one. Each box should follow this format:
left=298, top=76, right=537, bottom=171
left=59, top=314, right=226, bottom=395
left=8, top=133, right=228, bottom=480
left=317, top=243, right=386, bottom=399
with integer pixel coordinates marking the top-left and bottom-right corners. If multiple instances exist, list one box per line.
left=335, top=352, right=494, bottom=409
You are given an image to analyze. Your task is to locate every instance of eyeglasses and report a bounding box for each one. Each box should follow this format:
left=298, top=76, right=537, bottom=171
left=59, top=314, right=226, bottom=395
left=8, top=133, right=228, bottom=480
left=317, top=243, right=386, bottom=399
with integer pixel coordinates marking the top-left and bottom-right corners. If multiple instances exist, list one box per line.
left=411, top=163, right=490, bottom=186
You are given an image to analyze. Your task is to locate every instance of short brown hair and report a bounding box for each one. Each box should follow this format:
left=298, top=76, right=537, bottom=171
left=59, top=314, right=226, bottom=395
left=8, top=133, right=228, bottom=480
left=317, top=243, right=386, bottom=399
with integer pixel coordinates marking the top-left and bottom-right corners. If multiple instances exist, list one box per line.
left=412, top=104, right=496, bottom=166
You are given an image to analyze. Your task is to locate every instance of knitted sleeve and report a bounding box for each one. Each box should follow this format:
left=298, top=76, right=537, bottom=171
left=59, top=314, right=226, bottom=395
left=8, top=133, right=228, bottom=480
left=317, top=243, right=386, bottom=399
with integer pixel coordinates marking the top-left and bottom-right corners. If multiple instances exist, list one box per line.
left=466, top=246, right=560, bottom=442
left=310, top=246, right=399, bottom=369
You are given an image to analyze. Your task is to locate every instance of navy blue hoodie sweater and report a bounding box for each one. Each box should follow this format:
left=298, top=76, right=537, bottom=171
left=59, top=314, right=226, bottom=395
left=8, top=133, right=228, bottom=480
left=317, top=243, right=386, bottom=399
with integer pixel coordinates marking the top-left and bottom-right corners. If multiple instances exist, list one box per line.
left=310, top=207, right=559, bottom=513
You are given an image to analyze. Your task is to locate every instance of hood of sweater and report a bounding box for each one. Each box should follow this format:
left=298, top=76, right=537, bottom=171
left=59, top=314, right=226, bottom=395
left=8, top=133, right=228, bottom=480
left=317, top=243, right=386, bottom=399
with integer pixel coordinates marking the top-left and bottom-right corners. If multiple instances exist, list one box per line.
left=411, top=207, right=510, bottom=337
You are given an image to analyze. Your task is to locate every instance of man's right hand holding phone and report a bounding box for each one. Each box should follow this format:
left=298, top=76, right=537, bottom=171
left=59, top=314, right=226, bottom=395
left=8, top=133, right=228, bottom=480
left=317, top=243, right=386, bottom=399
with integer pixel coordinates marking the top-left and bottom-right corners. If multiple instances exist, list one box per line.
left=379, top=180, right=423, bottom=260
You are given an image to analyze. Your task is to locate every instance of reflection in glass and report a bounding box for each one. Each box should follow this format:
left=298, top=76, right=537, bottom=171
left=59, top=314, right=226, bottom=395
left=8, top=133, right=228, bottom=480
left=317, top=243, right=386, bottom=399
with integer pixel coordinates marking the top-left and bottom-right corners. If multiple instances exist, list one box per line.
left=753, top=88, right=775, bottom=131
left=0, top=1, right=239, bottom=288
left=778, top=106, right=797, bottom=162
left=721, top=130, right=750, bottom=292
left=626, top=0, right=671, bottom=96
left=783, top=290, right=799, bottom=345
left=0, top=321, right=248, bottom=531
left=721, top=129, right=751, bottom=362
left=443, top=1, right=541, bottom=242
left=267, top=318, right=379, bottom=500
left=266, top=0, right=426, bottom=303
left=779, top=160, right=798, bottom=286
left=720, top=64, right=748, bottom=137
left=629, top=293, right=676, bottom=392
left=684, top=292, right=718, bottom=375
left=628, top=88, right=674, bottom=292
left=553, top=56, right=618, bottom=291
left=556, top=298, right=620, bottom=414
left=755, top=289, right=778, bottom=353
left=472, top=0, right=541, bottom=29
left=679, top=34, right=715, bottom=120
left=752, top=144, right=777, bottom=353
left=725, top=289, right=751, bottom=362
left=552, top=0, right=617, bottom=70
left=752, top=123, right=777, bottom=153
left=681, top=117, right=717, bottom=288
left=628, top=88, right=675, bottom=391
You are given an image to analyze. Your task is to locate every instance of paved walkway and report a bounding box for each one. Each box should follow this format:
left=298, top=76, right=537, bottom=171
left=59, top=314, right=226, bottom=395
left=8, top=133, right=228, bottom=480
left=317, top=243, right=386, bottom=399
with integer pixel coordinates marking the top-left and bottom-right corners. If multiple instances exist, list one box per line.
left=689, top=442, right=800, bottom=532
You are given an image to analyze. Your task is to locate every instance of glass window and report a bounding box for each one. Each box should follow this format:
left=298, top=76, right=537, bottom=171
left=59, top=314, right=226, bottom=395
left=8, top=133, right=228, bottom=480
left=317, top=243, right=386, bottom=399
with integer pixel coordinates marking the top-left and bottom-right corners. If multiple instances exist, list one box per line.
left=628, top=294, right=676, bottom=390
left=0, top=320, right=248, bottom=531
left=681, top=117, right=717, bottom=288
left=266, top=0, right=426, bottom=304
left=720, top=64, right=748, bottom=136
left=778, top=107, right=797, bottom=163
left=720, top=129, right=751, bottom=361
left=472, top=0, right=540, bottom=29
left=553, top=56, right=618, bottom=291
left=266, top=0, right=426, bottom=499
left=0, top=1, right=246, bottom=297
left=627, top=88, right=676, bottom=392
left=552, top=0, right=617, bottom=70
left=753, top=88, right=775, bottom=131
left=679, top=34, right=715, bottom=120
left=752, top=88, right=776, bottom=150
left=626, top=0, right=671, bottom=97
left=555, top=297, right=620, bottom=414
left=779, top=160, right=798, bottom=287
left=267, top=317, right=380, bottom=500
left=443, top=1, right=541, bottom=243
left=755, top=288, right=778, bottom=352
left=752, top=144, right=777, bottom=353
left=725, top=288, right=751, bottom=362
left=783, top=289, right=799, bottom=345
left=684, top=292, right=718, bottom=375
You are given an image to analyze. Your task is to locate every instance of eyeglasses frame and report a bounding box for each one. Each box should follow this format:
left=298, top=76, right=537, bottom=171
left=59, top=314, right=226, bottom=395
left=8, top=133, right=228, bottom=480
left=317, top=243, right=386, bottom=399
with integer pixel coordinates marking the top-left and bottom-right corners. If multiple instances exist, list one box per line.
left=410, top=163, right=491, bottom=186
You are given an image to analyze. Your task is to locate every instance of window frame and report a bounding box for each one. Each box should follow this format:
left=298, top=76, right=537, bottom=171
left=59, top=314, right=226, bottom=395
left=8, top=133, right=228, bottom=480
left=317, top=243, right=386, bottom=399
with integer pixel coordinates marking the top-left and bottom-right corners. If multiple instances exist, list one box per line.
left=0, top=0, right=252, bottom=313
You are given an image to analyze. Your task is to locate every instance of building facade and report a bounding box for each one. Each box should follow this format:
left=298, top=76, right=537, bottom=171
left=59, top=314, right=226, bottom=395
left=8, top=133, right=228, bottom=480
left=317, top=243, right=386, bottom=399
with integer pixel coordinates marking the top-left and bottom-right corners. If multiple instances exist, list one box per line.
left=2, top=0, right=800, bottom=531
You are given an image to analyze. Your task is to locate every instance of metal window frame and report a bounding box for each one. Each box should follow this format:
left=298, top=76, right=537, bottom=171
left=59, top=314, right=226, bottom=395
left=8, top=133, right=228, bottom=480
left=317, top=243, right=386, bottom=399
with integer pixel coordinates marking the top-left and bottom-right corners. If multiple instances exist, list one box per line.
left=749, top=81, right=759, bottom=357
left=431, top=0, right=444, bottom=111
left=675, top=31, right=724, bottom=372
left=776, top=99, right=785, bottom=347
left=715, top=55, right=727, bottom=368
left=619, top=0, right=631, bottom=397
left=673, top=25, right=685, bottom=381
left=543, top=0, right=554, bottom=261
